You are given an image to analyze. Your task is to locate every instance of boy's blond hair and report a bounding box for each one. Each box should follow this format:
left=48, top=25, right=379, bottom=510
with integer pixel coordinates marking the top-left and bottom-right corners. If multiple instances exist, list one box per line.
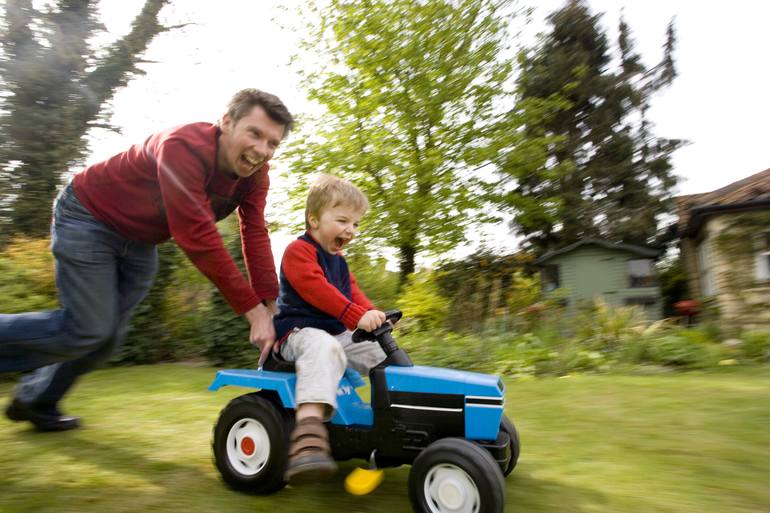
left=305, top=174, right=368, bottom=229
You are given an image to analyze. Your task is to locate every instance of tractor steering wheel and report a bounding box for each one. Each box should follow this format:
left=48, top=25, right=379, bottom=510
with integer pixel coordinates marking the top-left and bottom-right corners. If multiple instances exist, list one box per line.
left=351, top=309, right=402, bottom=343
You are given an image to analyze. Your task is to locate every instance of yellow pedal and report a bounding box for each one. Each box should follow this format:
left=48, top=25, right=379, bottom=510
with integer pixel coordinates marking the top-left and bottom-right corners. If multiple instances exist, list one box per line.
left=344, top=467, right=384, bottom=495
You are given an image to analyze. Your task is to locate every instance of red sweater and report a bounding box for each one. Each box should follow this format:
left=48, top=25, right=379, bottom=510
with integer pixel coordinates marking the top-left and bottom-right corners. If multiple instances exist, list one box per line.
left=273, top=234, right=375, bottom=341
left=72, top=122, right=278, bottom=314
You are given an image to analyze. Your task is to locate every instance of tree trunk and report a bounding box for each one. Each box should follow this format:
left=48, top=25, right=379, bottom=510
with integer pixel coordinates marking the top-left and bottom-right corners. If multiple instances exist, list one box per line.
left=1, top=0, right=170, bottom=239
left=398, top=244, right=416, bottom=287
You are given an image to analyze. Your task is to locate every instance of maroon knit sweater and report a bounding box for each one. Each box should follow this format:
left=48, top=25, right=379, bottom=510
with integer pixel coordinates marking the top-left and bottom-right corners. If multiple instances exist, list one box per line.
left=72, top=122, right=278, bottom=314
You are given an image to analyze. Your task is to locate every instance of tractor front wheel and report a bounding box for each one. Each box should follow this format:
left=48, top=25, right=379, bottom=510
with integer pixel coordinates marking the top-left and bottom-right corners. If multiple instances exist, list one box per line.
left=408, top=438, right=505, bottom=513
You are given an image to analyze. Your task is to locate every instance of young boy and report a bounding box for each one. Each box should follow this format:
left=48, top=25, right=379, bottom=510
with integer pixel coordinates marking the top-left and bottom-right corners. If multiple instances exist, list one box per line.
left=271, top=174, right=387, bottom=485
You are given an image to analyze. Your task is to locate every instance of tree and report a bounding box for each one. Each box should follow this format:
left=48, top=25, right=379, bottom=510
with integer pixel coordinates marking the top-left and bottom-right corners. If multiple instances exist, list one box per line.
left=0, top=0, right=172, bottom=240
left=283, top=0, right=524, bottom=284
left=499, top=0, right=684, bottom=252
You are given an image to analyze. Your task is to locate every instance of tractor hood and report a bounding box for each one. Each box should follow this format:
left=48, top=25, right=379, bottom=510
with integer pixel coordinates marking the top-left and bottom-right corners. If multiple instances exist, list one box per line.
left=382, top=365, right=505, bottom=440
left=384, top=365, right=505, bottom=400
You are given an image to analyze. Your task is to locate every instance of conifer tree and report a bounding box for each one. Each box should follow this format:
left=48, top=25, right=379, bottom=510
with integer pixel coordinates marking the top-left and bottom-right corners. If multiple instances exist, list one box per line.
left=502, top=0, right=683, bottom=252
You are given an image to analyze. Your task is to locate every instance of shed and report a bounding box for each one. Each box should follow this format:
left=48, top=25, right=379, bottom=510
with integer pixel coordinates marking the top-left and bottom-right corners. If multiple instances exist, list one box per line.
left=536, top=238, right=663, bottom=319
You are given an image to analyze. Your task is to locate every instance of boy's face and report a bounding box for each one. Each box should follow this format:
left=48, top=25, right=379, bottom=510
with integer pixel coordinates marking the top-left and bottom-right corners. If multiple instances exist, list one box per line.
left=308, top=204, right=363, bottom=254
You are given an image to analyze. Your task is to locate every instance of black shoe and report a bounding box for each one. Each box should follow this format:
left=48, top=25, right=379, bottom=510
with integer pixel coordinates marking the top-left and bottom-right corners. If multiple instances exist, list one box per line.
left=5, top=399, right=81, bottom=432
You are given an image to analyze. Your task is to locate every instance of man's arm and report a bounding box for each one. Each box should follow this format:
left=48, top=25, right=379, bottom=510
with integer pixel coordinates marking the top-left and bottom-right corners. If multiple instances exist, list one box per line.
left=154, top=138, right=262, bottom=314
left=237, top=170, right=279, bottom=303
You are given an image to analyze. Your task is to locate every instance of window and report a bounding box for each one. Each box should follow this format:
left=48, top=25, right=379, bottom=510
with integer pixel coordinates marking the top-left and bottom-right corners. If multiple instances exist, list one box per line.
left=625, top=297, right=657, bottom=306
left=541, top=264, right=560, bottom=292
left=628, top=259, right=657, bottom=288
left=756, top=232, right=770, bottom=282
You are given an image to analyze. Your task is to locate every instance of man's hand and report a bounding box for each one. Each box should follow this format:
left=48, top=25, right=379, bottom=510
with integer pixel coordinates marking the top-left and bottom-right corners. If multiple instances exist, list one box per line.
left=263, top=299, right=279, bottom=315
left=357, top=310, right=386, bottom=332
left=244, top=302, right=276, bottom=366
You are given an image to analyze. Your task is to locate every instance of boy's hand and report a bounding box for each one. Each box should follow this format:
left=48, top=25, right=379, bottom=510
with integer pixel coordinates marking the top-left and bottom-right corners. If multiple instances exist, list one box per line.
left=357, top=310, right=386, bottom=332
left=244, top=303, right=276, bottom=366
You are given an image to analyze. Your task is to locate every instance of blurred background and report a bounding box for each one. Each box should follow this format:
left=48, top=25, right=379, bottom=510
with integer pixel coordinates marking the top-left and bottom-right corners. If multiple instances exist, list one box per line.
left=1, top=0, right=769, bottom=373
left=2, top=3, right=770, bottom=513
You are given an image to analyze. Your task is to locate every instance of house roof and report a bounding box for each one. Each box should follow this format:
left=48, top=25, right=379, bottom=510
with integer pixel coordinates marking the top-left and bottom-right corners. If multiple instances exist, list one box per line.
left=535, top=238, right=660, bottom=264
left=677, top=167, right=770, bottom=237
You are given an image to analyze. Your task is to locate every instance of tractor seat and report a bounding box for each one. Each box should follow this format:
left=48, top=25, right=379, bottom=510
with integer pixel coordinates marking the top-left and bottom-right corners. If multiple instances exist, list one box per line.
left=261, top=349, right=296, bottom=373
left=261, top=348, right=366, bottom=389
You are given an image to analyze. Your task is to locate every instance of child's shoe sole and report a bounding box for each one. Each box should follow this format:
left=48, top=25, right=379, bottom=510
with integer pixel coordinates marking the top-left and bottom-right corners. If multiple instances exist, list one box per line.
left=285, top=454, right=338, bottom=485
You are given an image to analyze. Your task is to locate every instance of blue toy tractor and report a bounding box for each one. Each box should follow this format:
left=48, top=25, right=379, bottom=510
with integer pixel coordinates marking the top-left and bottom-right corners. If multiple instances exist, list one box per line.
left=209, top=310, right=519, bottom=513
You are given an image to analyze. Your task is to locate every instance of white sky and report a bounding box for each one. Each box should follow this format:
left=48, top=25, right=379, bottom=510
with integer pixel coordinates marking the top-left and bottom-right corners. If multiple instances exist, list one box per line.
left=88, top=0, right=770, bottom=262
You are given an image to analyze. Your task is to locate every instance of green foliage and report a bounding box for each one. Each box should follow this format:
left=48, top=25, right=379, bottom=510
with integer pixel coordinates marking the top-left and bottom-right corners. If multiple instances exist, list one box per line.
left=0, top=236, right=57, bottom=312
left=574, top=298, right=648, bottom=352
left=4, top=219, right=763, bottom=374
left=506, top=270, right=542, bottom=314
left=396, top=293, right=746, bottom=377
left=345, top=250, right=400, bottom=308
left=114, top=242, right=191, bottom=364
left=657, top=253, right=689, bottom=316
left=284, top=0, right=526, bottom=281
left=436, top=251, right=534, bottom=332
left=160, top=255, right=217, bottom=360
left=0, top=0, right=170, bottom=240
left=203, top=292, right=254, bottom=368
left=622, top=332, right=723, bottom=369
left=741, top=331, right=770, bottom=362
left=500, top=0, right=684, bottom=251
left=396, top=272, right=450, bottom=332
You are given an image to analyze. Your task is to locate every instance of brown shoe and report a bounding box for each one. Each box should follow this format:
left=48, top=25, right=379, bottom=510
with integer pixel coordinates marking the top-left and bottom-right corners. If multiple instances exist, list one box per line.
left=284, top=417, right=337, bottom=485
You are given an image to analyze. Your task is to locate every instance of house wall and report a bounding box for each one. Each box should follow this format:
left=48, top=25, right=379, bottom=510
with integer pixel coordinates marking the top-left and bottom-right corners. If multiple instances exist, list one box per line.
left=684, top=214, right=770, bottom=328
left=548, top=246, right=663, bottom=319
left=702, top=217, right=740, bottom=318
left=680, top=237, right=701, bottom=297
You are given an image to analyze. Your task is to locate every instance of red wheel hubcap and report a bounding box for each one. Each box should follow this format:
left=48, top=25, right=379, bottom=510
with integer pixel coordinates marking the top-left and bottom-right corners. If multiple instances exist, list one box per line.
left=241, top=437, right=255, bottom=456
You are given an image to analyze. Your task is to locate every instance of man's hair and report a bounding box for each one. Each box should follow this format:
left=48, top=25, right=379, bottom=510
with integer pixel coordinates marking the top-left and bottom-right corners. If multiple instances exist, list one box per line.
left=305, top=174, right=369, bottom=229
left=225, top=88, right=295, bottom=137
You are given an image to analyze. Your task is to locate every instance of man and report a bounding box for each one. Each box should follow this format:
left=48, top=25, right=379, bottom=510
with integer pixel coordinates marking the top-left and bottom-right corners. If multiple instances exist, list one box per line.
left=0, top=89, right=293, bottom=431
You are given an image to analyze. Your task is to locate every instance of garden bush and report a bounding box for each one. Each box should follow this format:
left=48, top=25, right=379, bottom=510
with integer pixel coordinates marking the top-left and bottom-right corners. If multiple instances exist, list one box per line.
left=630, top=333, right=722, bottom=369
left=0, top=236, right=57, bottom=312
left=2, top=234, right=767, bottom=375
left=741, top=331, right=770, bottom=362
left=396, top=271, right=450, bottom=333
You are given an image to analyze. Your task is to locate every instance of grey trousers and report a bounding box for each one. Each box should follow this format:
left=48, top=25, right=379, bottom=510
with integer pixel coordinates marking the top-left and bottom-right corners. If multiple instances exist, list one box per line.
left=280, top=327, right=385, bottom=420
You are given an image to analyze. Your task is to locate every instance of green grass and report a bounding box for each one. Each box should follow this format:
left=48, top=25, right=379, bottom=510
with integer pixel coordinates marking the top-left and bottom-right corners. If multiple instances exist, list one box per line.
left=1, top=364, right=769, bottom=513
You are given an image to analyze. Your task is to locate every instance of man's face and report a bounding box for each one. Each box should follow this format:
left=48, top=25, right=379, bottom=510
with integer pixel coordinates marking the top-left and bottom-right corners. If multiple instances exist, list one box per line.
left=218, top=105, right=285, bottom=178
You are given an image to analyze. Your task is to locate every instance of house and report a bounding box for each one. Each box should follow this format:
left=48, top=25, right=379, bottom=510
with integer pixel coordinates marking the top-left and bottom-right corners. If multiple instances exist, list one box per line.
left=677, top=167, right=770, bottom=327
left=535, top=238, right=663, bottom=319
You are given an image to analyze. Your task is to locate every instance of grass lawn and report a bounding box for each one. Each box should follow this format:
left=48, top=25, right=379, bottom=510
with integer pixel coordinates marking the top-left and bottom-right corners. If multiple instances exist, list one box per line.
left=1, top=364, right=769, bottom=513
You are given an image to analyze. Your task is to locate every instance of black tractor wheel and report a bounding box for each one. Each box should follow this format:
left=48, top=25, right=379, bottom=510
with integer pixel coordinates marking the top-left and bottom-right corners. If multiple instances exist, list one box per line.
left=212, top=392, right=290, bottom=494
left=500, top=414, right=520, bottom=476
left=408, top=437, right=506, bottom=513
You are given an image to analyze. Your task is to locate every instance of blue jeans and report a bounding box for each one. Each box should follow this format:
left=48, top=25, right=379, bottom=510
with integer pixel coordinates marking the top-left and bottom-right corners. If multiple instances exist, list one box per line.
left=0, top=185, right=158, bottom=407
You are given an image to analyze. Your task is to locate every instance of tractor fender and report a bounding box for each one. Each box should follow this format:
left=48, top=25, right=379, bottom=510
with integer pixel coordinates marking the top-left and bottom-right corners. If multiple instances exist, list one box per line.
left=209, top=368, right=367, bottom=417
left=209, top=369, right=298, bottom=408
